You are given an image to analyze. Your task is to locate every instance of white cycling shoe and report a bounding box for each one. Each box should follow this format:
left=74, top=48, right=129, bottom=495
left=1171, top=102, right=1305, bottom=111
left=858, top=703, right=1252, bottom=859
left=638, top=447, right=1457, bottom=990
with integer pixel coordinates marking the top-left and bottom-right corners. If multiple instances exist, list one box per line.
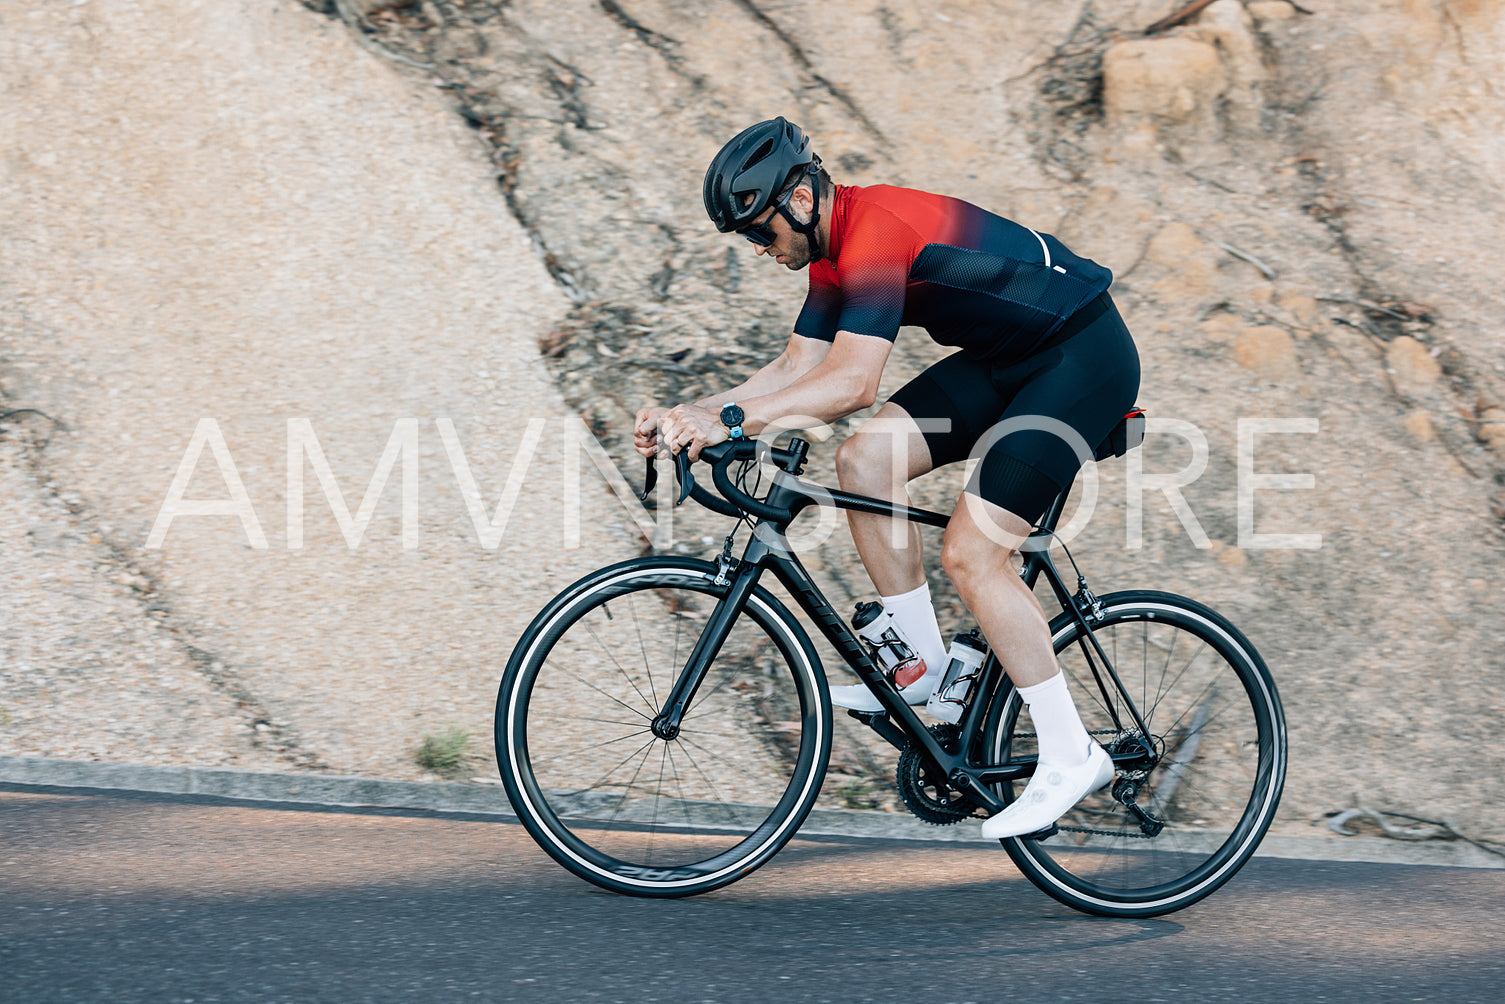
left=980, top=744, right=1115, bottom=840
left=828, top=671, right=940, bottom=713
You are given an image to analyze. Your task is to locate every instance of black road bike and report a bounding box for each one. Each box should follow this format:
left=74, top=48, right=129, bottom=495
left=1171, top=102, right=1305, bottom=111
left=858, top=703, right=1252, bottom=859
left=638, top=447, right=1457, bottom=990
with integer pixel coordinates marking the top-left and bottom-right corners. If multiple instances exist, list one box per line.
left=495, top=420, right=1286, bottom=917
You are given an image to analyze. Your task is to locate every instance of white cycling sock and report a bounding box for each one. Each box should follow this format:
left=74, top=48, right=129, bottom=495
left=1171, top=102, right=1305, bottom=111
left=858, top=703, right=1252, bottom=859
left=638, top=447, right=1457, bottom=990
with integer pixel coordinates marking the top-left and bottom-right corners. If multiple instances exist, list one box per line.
left=880, top=581, right=948, bottom=684
left=1018, top=671, right=1093, bottom=766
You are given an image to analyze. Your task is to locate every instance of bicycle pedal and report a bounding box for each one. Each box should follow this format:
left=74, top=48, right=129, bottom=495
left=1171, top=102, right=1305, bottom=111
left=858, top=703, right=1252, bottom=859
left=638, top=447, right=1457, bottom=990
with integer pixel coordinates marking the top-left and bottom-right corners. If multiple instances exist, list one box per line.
left=1020, top=823, right=1058, bottom=842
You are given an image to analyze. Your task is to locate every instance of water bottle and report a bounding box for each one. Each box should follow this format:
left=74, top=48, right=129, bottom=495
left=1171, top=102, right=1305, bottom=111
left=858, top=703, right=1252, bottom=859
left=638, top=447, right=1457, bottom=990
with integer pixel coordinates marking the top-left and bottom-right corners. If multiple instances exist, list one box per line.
left=926, top=630, right=989, bottom=724
left=851, top=601, right=928, bottom=688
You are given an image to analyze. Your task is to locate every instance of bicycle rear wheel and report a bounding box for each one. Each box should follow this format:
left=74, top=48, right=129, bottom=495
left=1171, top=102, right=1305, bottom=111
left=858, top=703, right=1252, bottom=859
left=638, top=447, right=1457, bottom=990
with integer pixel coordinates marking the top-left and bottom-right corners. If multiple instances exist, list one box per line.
left=987, top=590, right=1286, bottom=917
left=496, top=557, right=830, bottom=897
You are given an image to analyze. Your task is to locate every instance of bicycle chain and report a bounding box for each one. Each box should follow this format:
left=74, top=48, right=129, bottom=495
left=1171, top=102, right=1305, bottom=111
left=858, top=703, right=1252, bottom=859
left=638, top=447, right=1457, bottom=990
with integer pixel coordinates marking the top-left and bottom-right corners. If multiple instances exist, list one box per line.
left=896, top=725, right=1162, bottom=837
left=1050, top=825, right=1157, bottom=839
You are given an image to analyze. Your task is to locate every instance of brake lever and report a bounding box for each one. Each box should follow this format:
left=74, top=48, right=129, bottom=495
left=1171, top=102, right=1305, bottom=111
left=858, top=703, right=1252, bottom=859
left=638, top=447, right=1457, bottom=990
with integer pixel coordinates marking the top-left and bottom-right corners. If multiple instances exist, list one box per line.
left=674, top=450, right=694, bottom=506
left=639, top=448, right=696, bottom=507
left=639, top=454, right=658, bottom=502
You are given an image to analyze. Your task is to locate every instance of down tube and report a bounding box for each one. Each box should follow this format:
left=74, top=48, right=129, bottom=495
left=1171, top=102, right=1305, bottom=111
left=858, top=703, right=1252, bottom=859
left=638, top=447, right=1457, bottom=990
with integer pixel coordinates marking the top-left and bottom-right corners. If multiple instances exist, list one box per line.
left=759, top=531, right=966, bottom=776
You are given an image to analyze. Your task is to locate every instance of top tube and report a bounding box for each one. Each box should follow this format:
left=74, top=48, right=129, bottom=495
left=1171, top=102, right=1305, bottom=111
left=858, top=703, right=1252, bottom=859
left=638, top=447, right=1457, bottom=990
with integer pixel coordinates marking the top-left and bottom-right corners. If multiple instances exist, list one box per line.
left=660, top=438, right=1073, bottom=536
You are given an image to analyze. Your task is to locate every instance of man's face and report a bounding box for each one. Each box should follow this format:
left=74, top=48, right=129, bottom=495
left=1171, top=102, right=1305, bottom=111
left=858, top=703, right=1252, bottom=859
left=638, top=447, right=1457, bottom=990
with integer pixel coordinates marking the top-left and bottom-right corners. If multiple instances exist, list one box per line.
left=741, top=186, right=815, bottom=271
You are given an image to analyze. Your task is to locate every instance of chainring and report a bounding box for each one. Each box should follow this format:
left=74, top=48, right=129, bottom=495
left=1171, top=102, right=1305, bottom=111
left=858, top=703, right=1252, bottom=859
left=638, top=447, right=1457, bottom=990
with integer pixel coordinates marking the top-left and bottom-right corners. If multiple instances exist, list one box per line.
left=895, top=723, right=981, bottom=825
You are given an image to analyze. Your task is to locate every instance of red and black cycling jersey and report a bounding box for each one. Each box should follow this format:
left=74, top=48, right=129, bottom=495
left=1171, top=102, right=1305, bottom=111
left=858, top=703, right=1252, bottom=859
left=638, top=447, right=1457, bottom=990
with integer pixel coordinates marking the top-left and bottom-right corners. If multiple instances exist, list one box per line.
left=793, top=184, right=1113, bottom=363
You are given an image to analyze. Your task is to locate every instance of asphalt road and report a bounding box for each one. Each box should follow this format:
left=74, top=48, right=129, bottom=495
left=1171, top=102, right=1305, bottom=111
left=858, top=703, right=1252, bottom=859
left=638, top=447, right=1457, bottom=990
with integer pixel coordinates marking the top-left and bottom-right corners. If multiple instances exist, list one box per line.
left=3, top=786, right=1502, bottom=1003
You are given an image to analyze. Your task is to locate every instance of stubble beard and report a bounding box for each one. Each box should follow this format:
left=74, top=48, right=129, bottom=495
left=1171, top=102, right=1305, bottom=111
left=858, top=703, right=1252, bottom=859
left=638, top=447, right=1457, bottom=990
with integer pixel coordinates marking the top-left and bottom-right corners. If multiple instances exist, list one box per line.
left=783, top=230, right=813, bottom=270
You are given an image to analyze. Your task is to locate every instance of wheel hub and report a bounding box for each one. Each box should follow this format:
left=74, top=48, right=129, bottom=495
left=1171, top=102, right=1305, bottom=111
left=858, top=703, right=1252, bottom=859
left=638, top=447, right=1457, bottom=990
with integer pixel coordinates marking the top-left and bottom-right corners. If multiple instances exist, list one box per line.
left=1106, top=730, right=1162, bottom=776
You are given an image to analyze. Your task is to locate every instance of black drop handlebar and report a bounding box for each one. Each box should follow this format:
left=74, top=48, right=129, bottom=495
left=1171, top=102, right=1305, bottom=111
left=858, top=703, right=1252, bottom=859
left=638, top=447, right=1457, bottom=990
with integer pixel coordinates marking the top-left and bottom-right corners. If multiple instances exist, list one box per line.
left=639, top=437, right=812, bottom=524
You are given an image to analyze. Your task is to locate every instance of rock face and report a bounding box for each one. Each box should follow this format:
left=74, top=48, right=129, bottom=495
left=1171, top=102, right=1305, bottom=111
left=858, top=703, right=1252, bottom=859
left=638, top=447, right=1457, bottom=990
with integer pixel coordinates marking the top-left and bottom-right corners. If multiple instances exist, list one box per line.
left=0, top=0, right=635, bottom=776
left=1103, top=36, right=1228, bottom=127
left=1102, top=0, right=1265, bottom=148
left=4, top=0, right=1505, bottom=840
left=1144, top=222, right=1223, bottom=300
left=1234, top=326, right=1300, bottom=380
left=1386, top=336, right=1444, bottom=397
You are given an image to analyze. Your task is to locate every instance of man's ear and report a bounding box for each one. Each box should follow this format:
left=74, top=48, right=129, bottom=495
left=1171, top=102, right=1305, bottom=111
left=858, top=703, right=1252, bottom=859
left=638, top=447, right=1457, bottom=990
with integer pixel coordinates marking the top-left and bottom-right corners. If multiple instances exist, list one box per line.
left=789, top=182, right=814, bottom=215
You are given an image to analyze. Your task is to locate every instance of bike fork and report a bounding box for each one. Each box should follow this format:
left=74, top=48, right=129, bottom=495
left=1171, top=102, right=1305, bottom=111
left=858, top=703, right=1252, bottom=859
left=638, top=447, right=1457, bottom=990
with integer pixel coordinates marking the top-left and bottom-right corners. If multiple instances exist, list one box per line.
left=649, top=560, right=764, bottom=739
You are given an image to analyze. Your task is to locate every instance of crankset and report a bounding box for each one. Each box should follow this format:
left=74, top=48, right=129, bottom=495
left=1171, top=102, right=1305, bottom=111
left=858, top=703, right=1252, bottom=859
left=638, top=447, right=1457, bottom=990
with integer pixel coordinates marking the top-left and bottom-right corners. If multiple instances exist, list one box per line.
left=896, top=723, right=984, bottom=825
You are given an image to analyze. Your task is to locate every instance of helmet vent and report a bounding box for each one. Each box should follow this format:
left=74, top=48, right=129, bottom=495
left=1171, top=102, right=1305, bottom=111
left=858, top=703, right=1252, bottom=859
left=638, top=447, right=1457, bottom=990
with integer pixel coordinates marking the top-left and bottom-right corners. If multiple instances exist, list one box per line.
left=744, top=138, right=775, bottom=168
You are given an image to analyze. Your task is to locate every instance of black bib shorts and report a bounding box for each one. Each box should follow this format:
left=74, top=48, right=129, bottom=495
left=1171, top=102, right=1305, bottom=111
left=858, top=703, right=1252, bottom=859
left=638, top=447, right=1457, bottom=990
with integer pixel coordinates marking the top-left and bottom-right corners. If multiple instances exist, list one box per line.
left=888, top=293, right=1141, bottom=527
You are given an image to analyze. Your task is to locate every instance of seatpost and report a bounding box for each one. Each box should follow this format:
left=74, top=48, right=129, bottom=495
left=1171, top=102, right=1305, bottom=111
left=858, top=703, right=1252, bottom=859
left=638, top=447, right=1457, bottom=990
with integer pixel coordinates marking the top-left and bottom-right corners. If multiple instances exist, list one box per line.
left=1037, top=487, right=1070, bottom=534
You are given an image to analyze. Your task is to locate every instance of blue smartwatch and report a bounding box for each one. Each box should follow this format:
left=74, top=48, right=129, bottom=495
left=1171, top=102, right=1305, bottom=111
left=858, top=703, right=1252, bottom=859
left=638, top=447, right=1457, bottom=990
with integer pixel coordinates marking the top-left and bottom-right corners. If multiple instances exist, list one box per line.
left=719, top=402, right=746, bottom=440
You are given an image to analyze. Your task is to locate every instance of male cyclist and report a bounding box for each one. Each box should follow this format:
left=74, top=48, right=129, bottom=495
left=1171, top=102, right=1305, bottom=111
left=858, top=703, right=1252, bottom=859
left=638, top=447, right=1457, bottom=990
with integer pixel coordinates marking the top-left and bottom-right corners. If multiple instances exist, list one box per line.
left=634, top=118, right=1140, bottom=838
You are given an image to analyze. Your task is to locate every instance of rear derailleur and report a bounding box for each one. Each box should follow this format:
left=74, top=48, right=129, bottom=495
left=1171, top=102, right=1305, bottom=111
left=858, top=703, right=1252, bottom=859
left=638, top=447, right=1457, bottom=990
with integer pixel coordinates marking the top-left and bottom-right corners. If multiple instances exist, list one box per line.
left=1112, top=777, right=1165, bottom=837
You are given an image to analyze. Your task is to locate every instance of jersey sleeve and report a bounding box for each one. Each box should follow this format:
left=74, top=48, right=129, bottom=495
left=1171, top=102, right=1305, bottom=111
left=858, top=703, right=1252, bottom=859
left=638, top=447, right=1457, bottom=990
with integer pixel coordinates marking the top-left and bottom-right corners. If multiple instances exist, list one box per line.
left=792, top=261, right=843, bottom=342
left=827, top=202, right=917, bottom=342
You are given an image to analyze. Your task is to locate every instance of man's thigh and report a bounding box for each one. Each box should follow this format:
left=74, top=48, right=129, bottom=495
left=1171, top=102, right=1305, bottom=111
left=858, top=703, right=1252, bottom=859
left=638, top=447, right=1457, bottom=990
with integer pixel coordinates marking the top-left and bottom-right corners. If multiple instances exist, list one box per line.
left=886, top=351, right=1010, bottom=473
left=844, top=400, right=938, bottom=484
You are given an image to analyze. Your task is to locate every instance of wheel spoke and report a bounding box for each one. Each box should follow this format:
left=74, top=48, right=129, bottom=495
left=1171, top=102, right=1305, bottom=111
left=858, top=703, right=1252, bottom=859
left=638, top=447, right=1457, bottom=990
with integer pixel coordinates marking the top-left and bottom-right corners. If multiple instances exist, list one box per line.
left=629, top=590, right=659, bottom=709
left=499, top=567, right=826, bottom=896
left=583, top=620, right=658, bottom=717
left=994, top=595, right=1284, bottom=916
left=550, top=659, right=654, bottom=722
left=527, top=728, right=656, bottom=769
left=1144, top=637, right=1211, bottom=725
left=605, top=737, right=659, bottom=828
left=673, top=736, right=745, bottom=827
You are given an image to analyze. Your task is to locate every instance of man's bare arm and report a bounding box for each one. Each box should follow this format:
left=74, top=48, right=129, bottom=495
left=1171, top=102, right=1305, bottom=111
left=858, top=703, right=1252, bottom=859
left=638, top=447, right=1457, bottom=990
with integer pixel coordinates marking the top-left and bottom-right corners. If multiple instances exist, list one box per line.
left=734, top=331, right=893, bottom=434
left=635, top=333, right=831, bottom=456
left=651, top=331, right=892, bottom=458
left=692, top=333, right=831, bottom=410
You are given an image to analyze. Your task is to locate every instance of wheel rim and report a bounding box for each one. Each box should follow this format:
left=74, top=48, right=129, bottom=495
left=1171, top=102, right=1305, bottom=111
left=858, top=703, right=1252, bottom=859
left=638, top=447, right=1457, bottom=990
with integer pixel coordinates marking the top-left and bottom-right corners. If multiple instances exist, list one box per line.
left=502, top=567, right=826, bottom=892
left=993, top=599, right=1283, bottom=909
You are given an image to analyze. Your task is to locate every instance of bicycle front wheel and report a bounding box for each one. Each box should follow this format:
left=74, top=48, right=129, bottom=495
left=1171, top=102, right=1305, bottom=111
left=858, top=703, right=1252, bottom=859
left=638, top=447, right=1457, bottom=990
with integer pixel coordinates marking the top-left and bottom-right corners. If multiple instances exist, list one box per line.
left=987, top=590, right=1286, bottom=917
left=496, top=558, right=831, bottom=897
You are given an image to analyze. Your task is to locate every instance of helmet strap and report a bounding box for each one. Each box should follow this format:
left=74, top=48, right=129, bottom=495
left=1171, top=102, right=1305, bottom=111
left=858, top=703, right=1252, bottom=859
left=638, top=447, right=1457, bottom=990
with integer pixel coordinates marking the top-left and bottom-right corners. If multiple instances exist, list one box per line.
left=777, top=165, right=824, bottom=263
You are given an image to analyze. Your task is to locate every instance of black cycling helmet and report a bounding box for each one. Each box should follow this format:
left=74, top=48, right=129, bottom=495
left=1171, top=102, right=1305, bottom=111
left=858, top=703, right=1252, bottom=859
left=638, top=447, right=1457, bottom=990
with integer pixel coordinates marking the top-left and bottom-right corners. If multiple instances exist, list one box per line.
left=703, top=118, right=823, bottom=255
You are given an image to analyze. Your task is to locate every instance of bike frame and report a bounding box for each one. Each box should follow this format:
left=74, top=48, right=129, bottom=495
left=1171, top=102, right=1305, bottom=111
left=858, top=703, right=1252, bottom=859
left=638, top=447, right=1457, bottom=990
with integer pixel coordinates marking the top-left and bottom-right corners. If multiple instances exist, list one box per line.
left=652, top=461, right=1156, bottom=818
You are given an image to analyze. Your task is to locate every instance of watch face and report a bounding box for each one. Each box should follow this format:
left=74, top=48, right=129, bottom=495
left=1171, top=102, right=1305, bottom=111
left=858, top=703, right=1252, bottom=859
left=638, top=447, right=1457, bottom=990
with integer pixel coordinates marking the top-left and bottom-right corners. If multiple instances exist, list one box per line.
left=720, top=404, right=745, bottom=428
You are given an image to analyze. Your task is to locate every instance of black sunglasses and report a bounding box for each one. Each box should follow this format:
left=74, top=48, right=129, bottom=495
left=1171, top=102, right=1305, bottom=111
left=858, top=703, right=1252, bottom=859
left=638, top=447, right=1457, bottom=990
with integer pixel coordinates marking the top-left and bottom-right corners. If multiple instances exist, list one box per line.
left=737, top=185, right=797, bottom=246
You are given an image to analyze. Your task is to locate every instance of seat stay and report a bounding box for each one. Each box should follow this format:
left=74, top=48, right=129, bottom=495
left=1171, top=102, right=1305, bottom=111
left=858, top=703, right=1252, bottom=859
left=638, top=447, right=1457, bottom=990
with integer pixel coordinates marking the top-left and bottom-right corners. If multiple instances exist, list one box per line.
left=1017, top=532, right=1155, bottom=747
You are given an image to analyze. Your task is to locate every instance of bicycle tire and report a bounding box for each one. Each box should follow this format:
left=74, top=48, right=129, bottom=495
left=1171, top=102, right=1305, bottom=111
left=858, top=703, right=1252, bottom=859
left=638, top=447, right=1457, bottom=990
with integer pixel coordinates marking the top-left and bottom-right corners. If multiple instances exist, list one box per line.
left=495, top=557, right=831, bottom=897
left=985, top=590, right=1286, bottom=917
